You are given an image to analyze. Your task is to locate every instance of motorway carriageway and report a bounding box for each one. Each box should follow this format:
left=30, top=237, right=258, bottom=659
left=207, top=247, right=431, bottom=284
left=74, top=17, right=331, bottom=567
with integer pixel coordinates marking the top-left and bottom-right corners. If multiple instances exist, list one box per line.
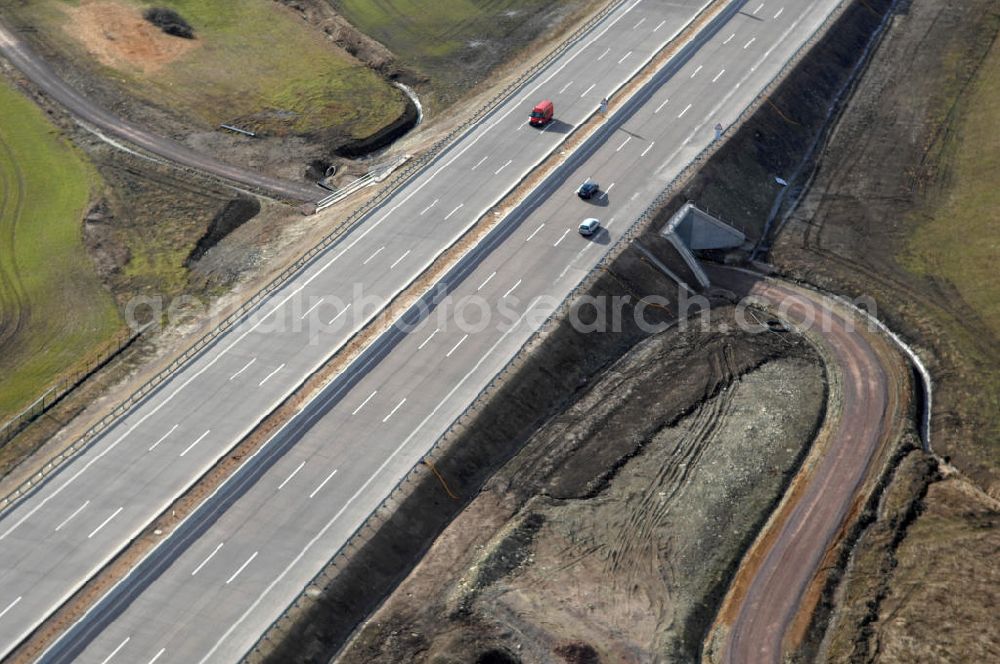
left=0, top=0, right=717, bottom=657
left=31, top=1, right=851, bottom=662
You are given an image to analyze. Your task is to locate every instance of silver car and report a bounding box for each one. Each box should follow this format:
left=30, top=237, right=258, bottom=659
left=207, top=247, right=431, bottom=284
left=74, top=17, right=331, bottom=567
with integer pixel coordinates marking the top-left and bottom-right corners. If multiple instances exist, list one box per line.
left=578, top=218, right=601, bottom=236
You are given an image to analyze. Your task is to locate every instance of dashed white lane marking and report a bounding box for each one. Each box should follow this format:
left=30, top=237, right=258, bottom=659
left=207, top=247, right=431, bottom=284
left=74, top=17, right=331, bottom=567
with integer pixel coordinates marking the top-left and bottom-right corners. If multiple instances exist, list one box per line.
left=382, top=398, right=407, bottom=422
left=723, top=33, right=735, bottom=45
left=641, top=141, right=656, bottom=157
left=100, top=636, right=130, bottom=664
left=494, top=159, right=512, bottom=175
left=309, top=468, right=338, bottom=498
left=581, top=83, right=596, bottom=97
left=678, top=103, right=692, bottom=118
left=690, top=64, right=703, bottom=78
left=633, top=17, right=646, bottom=29
left=88, top=506, right=124, bottom=539
left=597, top=47, right=610, bottom=61
left=744, top=37, right=756, bottom=49
left=445, top=203, right=464, bottom=220
left=55, top=500, right=90, bottom=532
left=328, top=303, right=351, bottom=325
left=559, top=80, right=574, bottom=94
left=390, top=250, right=411, bottom=269
left=191, top=542, right=224, bottom=576
left=278, top=461, right=305, bottom=490
left=774, top=7, right=784, bottom=19
left=617, top=50, right=633, bottom=64
left=419, top=199, right=438, bottom=215
left=148, top=424, right=179, bottom=452
left=471, top=156, right=488, bottom=171
left=147, top=648, right=166, bottom=664
left=526, top=223, right=545, bottom=241
left=257, top=364, right=285, bottom=388
left=363, top=246, right=384, bottom=265
left=477, top=271, right=497, bottom=291
left=300, top=297, right=324, bottom=319
left=554, top=229, right=571, bottom=247
left=179, top=430, right=211, bottom=457
left=655, top=98, right=669, bottom=113
left=753, top=2, right=765, bottom=15
left=617, top=136, right=631, bottom=151
left=418, top=328, right=439, bottom=350
left=503, top=279, right=522, bottom=298
left=446, top=335, right=469, bottom=358
left=654, top=19, right=666, bottom=32
left=225, top=551, right=258, bottom=585
left=352, top=391, right=378, bottom=415
left=713, top=69, right=726, bottom=83
left=0, top=597, right=21, bottom=621
left=228, top=359, right=256, bottom=381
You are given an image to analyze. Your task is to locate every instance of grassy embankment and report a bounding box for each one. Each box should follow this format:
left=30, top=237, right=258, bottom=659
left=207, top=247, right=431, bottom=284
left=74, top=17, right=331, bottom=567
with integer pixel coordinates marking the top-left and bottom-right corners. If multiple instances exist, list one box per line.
left=17, top=0, right=407, bottom=137
left=0, top=78, right=122, bottom=422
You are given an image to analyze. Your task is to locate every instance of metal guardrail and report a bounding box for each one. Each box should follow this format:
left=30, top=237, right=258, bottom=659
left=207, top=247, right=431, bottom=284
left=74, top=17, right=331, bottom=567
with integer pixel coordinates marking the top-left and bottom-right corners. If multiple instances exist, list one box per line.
left=243, top=0, right=865, bottom=659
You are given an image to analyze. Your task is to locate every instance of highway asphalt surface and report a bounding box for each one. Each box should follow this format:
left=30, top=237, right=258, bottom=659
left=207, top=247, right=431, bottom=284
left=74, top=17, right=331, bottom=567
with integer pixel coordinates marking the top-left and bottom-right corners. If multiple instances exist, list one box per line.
left=0, top=0, right=723, bottom=658
left=19, top=1, right=853, bottom=662
left=709, top=268, right=898, bottom=664
left=0, top=19, right=320, bottom=201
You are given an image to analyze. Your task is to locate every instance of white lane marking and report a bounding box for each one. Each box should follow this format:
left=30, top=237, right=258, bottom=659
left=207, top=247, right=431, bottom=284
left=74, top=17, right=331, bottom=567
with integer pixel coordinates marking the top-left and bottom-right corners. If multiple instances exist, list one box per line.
left=309, top=468, right=338, bottom=499
left=382, top=398, right=407, bottom=422
left=471, top=156, right=488, bottom=171
left=179, top=430, right=211, bottom=457
left=477, top=271, right=497, bottom=291
left=419, top=199, right=438, bottom=215
left=690, top=64, right=703, bottom=78
left=554, top=229, right=571, bottom=247
left=774, top=7, right=784, bottom=19
left=418, top=328, right=439, bottom=350
left=653, top=19, right=666, bottom=32
left=723, top=32, right=735, bottom=45
left=277, top=461, right=305, bottom=490
left=655, top=98, right=669, bottom=113
left=88, top=506, right=124, bottom=539
left=226, top=551, right=258, bottom=585
left=597, top=47, right=610, bottom=61
left=753, top=3, right=765, bottom=15
left=526, top=223, right=545, bottom=241
left=300, top=297, right=325, bottom=319
left=605, top=183, right=616, bottom=195
left=352, top=390, right=378, bottom=415
left=228, top=359, right=256, bottom=381
left=100, top=637, right=130, bottom=664
left=744, top=37, right=756, bottom=49
left=445, top=204, right=464, bottom=220
left=503, top=279, right=522, bottom=298
left=446, top=334, right=469, bottom=358
left=581, top=83, right=596, bottom=97
left=616, top=136, right=631, bottom=151
left=148, top=424, right=179, bottom=452
left=328, top=302, right=351, bottom=325
left=363, top=246, right=384, bottom=265
left=606, top=217, right=617, bottom=227
left=191, top=543, right=224, bottom=576
left=5, top=0, right=653, bottom=548
left=641, top=141, right=655, bottom=157
left=559, top=80, right=574, bottom=93
left=257, top=363, right=285, bottom=387
left=678, top=103, right=692, bottom=118
left=713, top=69, right=726, bottom=83
left=494, top=159, right=513, bottom=175
left=617, top=50, right=633, bottom=64
left=633, top=17, right=645, bottom=29
left=196, top=297, right=546, bottom=663
left=55, top=500, right=90, bottom=532
left=390, top=250, right=411, bottom=269
left=147, top=648, right=166, bottom=664
left=0, top=597, right=22, bottom=621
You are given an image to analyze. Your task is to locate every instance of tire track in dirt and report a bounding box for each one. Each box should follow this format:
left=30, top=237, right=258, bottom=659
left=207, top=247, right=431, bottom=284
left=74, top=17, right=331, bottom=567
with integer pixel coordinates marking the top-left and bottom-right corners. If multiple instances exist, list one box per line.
left=0, top=130, right=29, bottom=355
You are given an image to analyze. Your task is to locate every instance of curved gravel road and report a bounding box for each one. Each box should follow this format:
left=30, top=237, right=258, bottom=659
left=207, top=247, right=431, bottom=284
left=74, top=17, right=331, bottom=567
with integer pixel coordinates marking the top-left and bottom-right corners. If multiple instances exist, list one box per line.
left=0, top=20, right=321, bottom=202
left=709, top=266, right=905, bottom=663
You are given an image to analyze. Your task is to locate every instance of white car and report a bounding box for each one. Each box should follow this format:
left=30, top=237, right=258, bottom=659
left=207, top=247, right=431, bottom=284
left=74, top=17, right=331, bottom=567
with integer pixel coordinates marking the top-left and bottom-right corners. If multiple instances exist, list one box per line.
left=578, top=218, right=601, bottom=236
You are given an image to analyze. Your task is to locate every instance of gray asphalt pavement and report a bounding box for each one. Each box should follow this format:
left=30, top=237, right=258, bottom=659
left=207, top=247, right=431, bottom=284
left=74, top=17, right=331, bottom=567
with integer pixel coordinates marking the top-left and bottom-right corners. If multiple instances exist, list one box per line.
left=0, top=0, right=727, bottom=658
left=25, top=1, right=848, bottom=662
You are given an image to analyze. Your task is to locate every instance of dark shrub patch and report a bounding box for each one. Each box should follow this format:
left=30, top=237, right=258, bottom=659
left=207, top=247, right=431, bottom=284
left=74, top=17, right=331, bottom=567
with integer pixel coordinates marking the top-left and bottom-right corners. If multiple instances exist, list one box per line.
left=143, top=8, right=195, bottom=39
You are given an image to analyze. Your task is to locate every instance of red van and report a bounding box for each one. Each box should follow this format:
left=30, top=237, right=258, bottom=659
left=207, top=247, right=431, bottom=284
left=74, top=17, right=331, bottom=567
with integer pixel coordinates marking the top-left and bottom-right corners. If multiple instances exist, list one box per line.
left=529, top=100, right=554, bottom=127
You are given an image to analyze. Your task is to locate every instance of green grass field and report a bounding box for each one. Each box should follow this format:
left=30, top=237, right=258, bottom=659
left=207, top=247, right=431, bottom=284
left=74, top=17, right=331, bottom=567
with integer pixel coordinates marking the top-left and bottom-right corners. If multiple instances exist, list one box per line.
left=19, top=0, right=407, bottom=138
left=0, top=78, right=122, bottom=422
